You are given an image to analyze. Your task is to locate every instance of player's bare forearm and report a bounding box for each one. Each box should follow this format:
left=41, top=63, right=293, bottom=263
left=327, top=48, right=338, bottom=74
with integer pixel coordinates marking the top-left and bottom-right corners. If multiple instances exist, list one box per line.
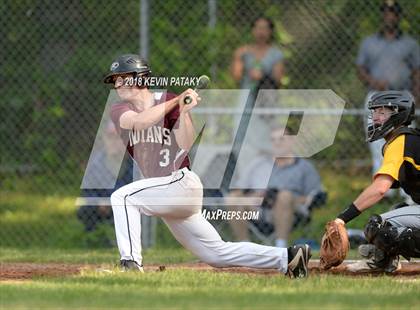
left=174, top=88, right=200, bottom=150
left=119, top=97, right=179, bottom=130
left=174, top=112, right=196, bottom=150
left=353, top=174, right=394, bottom=211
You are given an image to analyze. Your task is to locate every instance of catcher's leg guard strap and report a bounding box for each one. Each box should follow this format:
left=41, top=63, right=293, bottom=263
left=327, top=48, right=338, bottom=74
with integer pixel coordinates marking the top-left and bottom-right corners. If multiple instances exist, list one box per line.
left=364, top=214, right=384, bottom=244
left=365, top=214, right=402, bottom=257
left=397, top=228, right=420, bottom=259
left=373, top=224, right=400, bottom=257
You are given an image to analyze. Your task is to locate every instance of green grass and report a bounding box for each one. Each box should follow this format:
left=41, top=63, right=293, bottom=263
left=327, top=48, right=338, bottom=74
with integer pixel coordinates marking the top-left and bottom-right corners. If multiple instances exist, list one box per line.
left=1, top=171, right=415, bottom=308
left=1, top=248, right=417, bottom=309
left=0, top=247, right=196, bottom=265
left=0, top=189, right=181, bottom=249
left=0, top=191, right=85, bottom=248
left=1, top=267, right=419, bottom=309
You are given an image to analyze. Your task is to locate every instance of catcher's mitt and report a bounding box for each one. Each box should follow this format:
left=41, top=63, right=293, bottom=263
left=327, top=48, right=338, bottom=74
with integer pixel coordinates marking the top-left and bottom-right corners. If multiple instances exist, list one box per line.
left=319, top=220, right=349, bottom=270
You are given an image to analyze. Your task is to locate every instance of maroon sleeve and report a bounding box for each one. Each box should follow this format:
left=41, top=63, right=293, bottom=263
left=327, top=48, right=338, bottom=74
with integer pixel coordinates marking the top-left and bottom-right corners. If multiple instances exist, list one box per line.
left=163, top=92, right=181, bottom=129
left=169, top=105, right=181, bottom=129
left=110, top=103, right=131, bottom=132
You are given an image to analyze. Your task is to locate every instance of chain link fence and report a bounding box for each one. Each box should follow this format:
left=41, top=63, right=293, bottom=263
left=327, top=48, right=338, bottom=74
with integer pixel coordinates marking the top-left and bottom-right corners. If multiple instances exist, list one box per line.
left=1, top=0, right=419, bottom=248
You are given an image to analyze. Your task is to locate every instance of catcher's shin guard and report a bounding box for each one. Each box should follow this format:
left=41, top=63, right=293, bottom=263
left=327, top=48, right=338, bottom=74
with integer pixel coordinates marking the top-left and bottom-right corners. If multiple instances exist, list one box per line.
left=364, top=214, right=384, bottom=244
left=398, top=227, right=420, bottom=259
left=364, top=214, right=420, bottom=259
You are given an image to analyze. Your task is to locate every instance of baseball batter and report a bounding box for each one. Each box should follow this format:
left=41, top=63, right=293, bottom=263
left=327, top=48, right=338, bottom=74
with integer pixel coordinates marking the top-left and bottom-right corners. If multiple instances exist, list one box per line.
left=103, top=54, right=311, bottom=278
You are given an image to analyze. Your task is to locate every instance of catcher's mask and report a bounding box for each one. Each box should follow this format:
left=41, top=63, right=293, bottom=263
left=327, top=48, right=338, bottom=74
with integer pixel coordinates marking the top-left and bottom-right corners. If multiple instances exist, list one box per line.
left=103, top=54, right=151, bottom=84
left=366, top=90, right=415, bottom=142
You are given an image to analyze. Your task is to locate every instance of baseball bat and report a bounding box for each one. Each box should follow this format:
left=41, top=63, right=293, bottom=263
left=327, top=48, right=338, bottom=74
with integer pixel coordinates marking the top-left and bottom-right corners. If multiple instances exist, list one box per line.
left=184, top=75, right=211, bottom=104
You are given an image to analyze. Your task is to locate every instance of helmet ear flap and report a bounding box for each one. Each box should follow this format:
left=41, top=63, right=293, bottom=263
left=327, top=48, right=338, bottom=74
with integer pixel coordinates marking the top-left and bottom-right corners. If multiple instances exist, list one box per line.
left=406, top=105, right=415, bottom=124
left=366, top=90, right=416, bottom=142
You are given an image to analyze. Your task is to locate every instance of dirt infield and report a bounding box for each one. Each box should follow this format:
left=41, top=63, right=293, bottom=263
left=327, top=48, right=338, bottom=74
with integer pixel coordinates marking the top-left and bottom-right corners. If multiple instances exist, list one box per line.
left=0, top=263, right=85, bottom=281
left=1, top=261, right=419, bottom=281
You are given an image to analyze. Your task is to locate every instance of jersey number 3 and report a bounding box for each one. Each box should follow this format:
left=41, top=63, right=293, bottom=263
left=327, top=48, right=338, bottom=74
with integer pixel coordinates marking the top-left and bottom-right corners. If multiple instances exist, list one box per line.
left=159, top=149, right=170, bottom=167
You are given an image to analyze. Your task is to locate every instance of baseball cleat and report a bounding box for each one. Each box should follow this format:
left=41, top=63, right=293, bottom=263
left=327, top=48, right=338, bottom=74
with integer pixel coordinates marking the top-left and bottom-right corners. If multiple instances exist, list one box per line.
left=287, top=244, right=311, bottom=278
left=120, top=259, right=144, bottom=273
left=347, top=257, right=401, bottom=273
left=353, top=244, right=401, bottom=273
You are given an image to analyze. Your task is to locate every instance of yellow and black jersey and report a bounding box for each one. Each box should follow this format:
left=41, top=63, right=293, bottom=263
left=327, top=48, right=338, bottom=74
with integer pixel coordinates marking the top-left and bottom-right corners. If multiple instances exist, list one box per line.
left=375, top=130, right=420, bottom=204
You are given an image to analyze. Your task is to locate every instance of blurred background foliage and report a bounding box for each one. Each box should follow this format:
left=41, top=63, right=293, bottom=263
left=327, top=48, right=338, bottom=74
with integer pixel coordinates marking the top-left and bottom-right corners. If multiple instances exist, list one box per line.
left=2, top=0, right=419, bottom=184
left=1, top=0, right=419, bottom=248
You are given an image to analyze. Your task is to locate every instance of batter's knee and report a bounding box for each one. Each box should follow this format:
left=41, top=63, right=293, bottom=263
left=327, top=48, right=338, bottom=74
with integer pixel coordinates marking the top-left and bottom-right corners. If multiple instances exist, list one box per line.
left=110, top=188, right=126, bottom=209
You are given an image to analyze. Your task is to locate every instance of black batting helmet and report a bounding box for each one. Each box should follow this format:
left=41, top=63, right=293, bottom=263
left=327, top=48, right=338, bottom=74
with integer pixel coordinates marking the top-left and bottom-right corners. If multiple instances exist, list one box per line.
left=103, top=54, right=151, bottom=84
left=366, top=90, right=415, bottom=142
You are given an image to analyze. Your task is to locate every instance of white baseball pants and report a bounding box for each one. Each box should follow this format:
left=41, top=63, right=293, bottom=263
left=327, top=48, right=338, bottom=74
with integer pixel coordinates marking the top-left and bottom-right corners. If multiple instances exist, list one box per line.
left=111, top=168, right=288, bottom=273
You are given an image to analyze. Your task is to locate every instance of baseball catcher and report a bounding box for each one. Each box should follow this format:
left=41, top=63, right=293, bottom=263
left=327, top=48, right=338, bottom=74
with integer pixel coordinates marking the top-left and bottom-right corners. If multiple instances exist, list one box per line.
left=320, top=90, right=420, bottom=272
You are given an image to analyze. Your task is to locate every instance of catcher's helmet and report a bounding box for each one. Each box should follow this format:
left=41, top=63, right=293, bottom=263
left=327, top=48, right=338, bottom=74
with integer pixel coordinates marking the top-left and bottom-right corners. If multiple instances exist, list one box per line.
left=366, top=90, right=415, bottom=142
left=103, top=54, right=151, bottom=84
